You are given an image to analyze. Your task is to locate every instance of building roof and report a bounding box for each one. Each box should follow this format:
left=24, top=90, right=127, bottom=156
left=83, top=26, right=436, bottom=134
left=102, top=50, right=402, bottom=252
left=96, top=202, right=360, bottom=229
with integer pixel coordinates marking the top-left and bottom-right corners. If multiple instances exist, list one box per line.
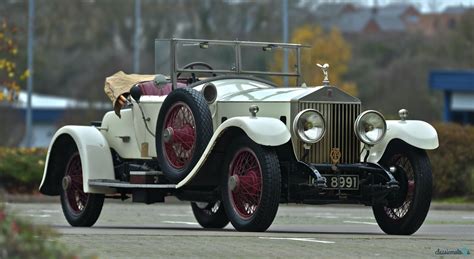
left=375, top=15, right=406, bottom=31
left=335, top=10, right=372, bottom=32
left=377, top=3, right=418, bottom=17
left=314, top=2, right=418, bottom=33
left=314, top=3, right=355, bottom=18
left=331, top=8, right=405, bottom=33
left=443, top=5, right=469, bottom=14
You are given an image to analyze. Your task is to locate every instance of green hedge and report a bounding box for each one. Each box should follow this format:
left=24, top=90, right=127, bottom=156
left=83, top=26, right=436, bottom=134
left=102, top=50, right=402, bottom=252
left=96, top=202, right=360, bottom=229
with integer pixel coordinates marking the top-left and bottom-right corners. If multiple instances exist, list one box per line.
left=429, top=123, right=474, bottom=198
left=0, top=122, right=473, bottom=199
left=0, top=148, right=47, bottom=193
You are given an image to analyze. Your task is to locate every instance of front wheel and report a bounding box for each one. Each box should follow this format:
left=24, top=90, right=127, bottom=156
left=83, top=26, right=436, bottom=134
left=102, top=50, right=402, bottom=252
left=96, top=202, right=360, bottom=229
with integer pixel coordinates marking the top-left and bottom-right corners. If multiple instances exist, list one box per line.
left=372, top=141, right=432, bottom=235
left=191, top=201, right=229, bottom=229
left=221, top=136, right=281, bottom=232
left=60, top=151, right=104, bottom=227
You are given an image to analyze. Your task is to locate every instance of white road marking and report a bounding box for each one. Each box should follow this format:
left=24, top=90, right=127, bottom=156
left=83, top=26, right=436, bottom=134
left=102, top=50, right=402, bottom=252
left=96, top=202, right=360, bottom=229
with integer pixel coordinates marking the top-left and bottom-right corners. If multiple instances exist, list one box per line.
left=162, top=221, right=199, bottom=225
left=313, top=215, right=339, bottom=219
left=462, top=216, right=474, bottom=219
left=26, top=214, right=51, bottom=218
left=41, top=210, right=60, bottom=213
left=347, top=216, right=375, bottom=220
left=259, top=237, right=335, bottom=244
left=343, top=220, right=378, bottom=225
left=159, top=213, right=190, bottom=217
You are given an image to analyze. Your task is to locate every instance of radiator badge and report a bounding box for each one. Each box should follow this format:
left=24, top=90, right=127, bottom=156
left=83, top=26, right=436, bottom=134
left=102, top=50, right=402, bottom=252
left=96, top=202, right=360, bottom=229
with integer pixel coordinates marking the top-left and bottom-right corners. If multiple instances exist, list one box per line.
left=330, top=147, right=341, bottom=165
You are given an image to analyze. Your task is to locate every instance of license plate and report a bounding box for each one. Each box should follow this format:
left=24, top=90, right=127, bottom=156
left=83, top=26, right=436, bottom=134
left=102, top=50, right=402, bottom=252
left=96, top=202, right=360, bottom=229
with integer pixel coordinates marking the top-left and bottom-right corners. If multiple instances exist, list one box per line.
left=322, top=175, right=359, bottom=190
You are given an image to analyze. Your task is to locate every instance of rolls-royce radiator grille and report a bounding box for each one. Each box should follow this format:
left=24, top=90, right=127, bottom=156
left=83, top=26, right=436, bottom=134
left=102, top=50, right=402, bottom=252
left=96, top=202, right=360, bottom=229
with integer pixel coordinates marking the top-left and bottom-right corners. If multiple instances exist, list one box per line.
left=297, top=102, right=361, bottom=164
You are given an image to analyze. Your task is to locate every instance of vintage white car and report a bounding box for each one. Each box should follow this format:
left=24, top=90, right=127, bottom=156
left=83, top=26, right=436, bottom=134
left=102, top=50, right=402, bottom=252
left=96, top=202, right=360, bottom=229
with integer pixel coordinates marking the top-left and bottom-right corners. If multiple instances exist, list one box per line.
left=39, top=39, right=438, bottom=234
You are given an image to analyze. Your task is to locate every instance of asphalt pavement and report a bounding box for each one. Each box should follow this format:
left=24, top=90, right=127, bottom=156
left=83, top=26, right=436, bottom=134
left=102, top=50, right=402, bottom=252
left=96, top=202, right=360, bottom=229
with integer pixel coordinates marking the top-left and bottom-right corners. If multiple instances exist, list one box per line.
left=5, top=200, right=474, bottom=258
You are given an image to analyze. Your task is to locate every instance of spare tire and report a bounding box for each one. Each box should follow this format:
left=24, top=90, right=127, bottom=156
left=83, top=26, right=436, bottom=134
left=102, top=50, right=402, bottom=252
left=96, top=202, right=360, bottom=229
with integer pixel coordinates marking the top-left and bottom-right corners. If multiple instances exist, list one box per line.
left=156, top=88, right=213, bottom=183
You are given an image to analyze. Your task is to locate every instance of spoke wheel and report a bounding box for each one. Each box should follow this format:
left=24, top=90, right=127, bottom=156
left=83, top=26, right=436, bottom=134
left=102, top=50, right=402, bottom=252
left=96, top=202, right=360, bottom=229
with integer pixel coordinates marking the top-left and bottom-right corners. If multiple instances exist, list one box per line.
left=191, top=201, right=229, bottom=229
left=156, top=88, right=213, bottom=183
left=63, top=153, right=90, bottom=215
left=60, top=148, right=104, bottom=227
left=229, top=148, right=263, bottom=219
left=221, top=136, right=280, bottom=232
left=163, top=102, right=197, bottom=169
left=383, top=156, right=415, bottom=220
left=372, top=141, right=432, bottom=235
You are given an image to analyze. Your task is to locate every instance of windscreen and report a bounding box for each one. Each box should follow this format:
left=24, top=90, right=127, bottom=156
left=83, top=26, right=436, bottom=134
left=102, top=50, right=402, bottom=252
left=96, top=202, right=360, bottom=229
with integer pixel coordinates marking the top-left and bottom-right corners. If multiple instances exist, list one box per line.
left=155, top=40, right=171, bottom=75
left=155, top=39, right=299, bottom=78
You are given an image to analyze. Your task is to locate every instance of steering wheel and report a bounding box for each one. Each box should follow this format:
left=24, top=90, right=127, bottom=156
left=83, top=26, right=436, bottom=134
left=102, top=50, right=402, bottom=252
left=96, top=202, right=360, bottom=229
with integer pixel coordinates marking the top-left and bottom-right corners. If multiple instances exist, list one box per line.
left=177, top=62, right=217, bottom=84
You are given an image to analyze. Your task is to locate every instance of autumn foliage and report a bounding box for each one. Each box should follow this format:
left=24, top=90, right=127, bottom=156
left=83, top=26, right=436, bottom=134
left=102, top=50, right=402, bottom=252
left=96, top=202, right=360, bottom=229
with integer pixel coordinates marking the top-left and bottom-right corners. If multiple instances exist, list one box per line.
left=0, top=19, right=28, bottom=102
left=271, top=25, right=357, bottom=96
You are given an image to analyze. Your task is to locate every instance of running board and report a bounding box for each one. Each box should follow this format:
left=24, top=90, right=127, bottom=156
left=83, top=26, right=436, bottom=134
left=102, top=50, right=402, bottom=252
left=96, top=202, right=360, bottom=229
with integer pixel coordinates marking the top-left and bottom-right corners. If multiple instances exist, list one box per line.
left=89, top=179, right=176, bottom=189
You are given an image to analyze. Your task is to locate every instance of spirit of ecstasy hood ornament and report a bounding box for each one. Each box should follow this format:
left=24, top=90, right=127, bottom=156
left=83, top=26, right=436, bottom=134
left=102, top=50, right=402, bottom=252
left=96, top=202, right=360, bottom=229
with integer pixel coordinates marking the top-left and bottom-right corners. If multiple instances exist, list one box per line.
left=317, top=63, right=330, bottom=86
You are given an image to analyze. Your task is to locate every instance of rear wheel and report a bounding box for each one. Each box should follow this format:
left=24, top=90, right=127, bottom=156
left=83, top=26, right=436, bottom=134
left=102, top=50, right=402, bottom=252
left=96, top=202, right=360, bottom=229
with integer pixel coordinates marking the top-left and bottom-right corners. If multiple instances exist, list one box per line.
left=372, top=141, right=432, bottom=235
left=191, top=201, right=229, bottom=229
left=60, top=151, right=104, bottom=227
left=221, top=136, right=280, bottom=232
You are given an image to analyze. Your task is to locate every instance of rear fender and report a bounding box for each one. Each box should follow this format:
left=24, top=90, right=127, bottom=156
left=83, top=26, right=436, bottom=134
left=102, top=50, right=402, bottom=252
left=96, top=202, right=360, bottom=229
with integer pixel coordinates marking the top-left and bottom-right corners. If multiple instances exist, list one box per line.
left=366, top=120, right=439, bottom=163
left=39, top=126, right=115, bottom=195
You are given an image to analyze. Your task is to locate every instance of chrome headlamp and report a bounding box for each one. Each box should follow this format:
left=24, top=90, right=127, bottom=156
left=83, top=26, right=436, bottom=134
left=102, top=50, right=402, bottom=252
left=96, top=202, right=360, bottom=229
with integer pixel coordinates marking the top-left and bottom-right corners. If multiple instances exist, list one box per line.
left=293, top=109, right=326, bottom=144
left=354, top=110, right=387, bottom=145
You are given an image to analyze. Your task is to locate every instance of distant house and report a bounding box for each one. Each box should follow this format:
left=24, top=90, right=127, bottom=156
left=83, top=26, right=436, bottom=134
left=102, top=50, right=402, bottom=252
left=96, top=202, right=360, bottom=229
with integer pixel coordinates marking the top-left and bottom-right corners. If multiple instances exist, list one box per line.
left=334, top=9, right=375, bottom=33
left=409, top=6, right=471, bottom=36
left=315, top=3, right=420, bottom=34
left=444, top=5, right=470, bottom=14
left=314, top=2, right=357, bottom=19
left=377, top=3, right=420, bottom=24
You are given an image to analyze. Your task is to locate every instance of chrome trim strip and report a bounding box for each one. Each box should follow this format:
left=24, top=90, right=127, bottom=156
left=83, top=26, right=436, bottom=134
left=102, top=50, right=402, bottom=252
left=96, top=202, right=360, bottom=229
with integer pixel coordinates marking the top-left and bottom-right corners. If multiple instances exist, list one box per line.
left=129, top=171, right=163, bottom=176
left=89, top=179, right=176, bottom=189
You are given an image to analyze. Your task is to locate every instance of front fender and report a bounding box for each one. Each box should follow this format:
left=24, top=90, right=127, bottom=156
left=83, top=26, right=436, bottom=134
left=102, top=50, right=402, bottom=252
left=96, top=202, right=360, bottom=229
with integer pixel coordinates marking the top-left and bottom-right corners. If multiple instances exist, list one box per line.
left=176, top=116, right=290, bottom=188
left=366, top=120, right=439, bottom=163
left=39, top=126, right=115, bottom=195
left=219, top=116, right=291, bottom=146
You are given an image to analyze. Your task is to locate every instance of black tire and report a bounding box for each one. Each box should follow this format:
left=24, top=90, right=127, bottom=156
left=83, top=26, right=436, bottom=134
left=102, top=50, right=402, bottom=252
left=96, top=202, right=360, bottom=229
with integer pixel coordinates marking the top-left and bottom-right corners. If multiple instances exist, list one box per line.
left=221, top=135, right=281, bottom=232
left=60, top=148, right=104, bottom=227
left=191, top=201, right=229, bottom=229
left=372, top=141, right=432, bottom=235
left=156, top=88, right=213, bottom=183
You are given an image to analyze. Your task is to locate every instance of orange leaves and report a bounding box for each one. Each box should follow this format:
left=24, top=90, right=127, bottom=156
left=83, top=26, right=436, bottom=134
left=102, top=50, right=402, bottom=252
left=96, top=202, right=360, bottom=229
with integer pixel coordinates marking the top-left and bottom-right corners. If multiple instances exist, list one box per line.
left=20, top=69, right=30, bottom=81
left=0, top=19, right=27, bottom=103
left=271, top=25, right=357, bottom=96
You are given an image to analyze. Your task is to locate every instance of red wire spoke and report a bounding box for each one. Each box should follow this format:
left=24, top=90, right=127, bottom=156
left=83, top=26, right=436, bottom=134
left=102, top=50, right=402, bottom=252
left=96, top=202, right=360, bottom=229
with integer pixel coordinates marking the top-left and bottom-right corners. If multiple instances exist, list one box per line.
left=229, top=148, right=263, bottom=219
left=163, top=102, right=197, bottom=169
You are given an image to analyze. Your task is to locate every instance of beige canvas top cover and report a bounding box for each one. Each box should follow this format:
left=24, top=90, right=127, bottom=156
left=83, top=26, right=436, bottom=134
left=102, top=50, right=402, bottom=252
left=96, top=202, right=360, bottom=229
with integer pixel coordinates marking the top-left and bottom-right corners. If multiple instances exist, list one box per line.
left=104, top=71, right=155, bottom=116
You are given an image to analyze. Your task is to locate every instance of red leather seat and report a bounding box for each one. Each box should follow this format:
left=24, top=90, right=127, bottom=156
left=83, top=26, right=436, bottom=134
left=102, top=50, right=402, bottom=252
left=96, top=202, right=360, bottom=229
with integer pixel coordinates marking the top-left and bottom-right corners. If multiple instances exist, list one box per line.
left=137, top=81, right=187, bottom=96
